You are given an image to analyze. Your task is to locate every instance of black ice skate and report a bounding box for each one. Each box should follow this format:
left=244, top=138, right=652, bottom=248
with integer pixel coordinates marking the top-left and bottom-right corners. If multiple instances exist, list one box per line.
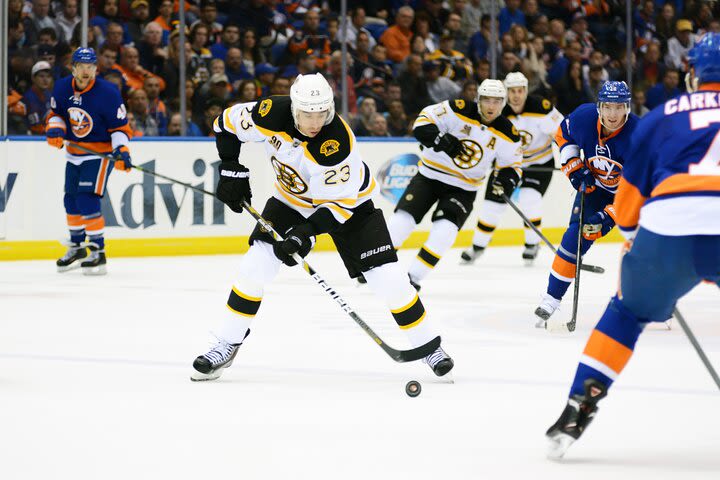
left=81, top=245, right=107, bottom=276
left=191, top=330, right=250, bottom=382
left=423, top=346, right=454, bottom=376
left=460, top=245, right=485, bottom=264
left=546, top=379, right=607, bottom=459
left=522, top=243, right=540, bottom=265
left=56, top=242, right=88, bottom=272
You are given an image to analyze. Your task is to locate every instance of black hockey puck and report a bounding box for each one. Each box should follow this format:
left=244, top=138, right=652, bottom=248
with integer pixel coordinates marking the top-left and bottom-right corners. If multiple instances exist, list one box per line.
left=405, top=380, right=421, bottom=397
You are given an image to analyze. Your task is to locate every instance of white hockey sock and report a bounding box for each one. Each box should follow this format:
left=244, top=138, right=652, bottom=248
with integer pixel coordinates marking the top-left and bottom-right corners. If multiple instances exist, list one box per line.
left=408, top=219, right=458, bottom=283
left=471, top=200, right=507, bottom=248
left=217, top=241, right=282, bottom=344
left=519, top=188, right=543, bottom=245
left=363, top=262, right=439, bottom=347
left=387, top=209, right=417, bottom=248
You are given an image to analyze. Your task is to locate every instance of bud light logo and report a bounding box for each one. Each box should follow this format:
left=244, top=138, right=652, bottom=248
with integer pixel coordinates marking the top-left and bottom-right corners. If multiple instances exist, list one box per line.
left=376, top=153, right=419, bottom=205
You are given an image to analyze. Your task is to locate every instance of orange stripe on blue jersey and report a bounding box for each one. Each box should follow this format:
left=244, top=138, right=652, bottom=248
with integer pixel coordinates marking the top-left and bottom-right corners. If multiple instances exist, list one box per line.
left=108, top=123, right=134, bottom=139
left=614, top=177, right=647, bottom=232
left=551, top=254, right=576, bottom=280
left=95, top=158, right=110, bottom=195
left=582, top=329, right=634, bottom=376
left=553, top=124, right=569, bottom=148
left=650, top=173, right=720, bottom=198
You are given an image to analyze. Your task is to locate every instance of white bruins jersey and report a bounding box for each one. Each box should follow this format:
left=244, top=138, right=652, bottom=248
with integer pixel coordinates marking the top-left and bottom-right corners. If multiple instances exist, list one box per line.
left=413, top=98, right=523, bottom=191
left=214, top=96, right=376, bottom=224
left=503, top=96, right=564, bottom=167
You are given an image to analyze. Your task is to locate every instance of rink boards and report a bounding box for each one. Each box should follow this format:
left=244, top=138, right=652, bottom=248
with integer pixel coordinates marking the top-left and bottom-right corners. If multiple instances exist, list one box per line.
left=0, top=137, right=622, bottom=260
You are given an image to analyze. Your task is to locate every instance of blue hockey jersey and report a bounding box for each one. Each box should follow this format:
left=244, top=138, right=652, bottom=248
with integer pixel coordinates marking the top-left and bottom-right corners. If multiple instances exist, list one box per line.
left=48, top=76, right=131, bottom=162
left=555, top=103, right=639, bottom=194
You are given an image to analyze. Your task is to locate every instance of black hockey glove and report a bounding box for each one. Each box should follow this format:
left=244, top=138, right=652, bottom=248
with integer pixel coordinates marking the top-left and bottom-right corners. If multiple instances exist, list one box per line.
left=273, top=223, right=315, bottom=267
left=433, top=133, right=465, bottom=158
left=216, top=161, right=251, bottom=213
left=492, top=168, right=520, bottom=198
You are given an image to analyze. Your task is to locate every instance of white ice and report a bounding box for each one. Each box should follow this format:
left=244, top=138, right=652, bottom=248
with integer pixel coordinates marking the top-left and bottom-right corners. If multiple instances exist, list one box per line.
left=1, top=243, right=718, bottom=480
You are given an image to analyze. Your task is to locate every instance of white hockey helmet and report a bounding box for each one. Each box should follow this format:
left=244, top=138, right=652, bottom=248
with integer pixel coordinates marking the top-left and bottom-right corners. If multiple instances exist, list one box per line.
left=290, top=73, right=335, bottom=127
left=476, top=79, right=507, bottom=113
left=503, top=72, right=528, bottom=90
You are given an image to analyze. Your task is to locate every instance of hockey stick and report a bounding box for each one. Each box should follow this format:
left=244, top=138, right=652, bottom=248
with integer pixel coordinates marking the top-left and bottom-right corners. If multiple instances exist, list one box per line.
left=673, top=307, right=720, bottom=391
left=501, top=193, right=604, bottom=274
left=567, top=189, right=585, bottom=332
left=67, top=142, right=440, bottom=362
left=523, top=166, right=561, bottom=173
left=240, top=201, right=441, bottom=362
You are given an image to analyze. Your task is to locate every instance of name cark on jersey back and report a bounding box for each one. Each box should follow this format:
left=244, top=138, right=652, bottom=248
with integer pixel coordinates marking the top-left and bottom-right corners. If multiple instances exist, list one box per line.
left=555, top=103, right=639, bottom=194
left=214, top=95, right=376, bottom=224
left=49, top=76, right=132, bottom=163
left=413, top=98, right=522, bottom=191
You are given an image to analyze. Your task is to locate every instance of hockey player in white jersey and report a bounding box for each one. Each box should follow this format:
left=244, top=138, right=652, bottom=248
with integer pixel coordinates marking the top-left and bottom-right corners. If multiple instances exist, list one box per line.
left=190, top=73, right=453, bottom=381
left=385, top=79, right=523, bottom=289
left=461, top=72, right=564, bottom=265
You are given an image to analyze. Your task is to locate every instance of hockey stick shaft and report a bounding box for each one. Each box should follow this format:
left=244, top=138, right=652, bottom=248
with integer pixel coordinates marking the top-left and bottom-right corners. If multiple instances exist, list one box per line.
left=673, top=308, right=720, bottom=390
left=67, top=143, right=439, bottom=362
left=523, top=166, right=561, bottom=173
left=501, top=193, right=604, bottom=274
left=568, top=190, right=585, bottom=332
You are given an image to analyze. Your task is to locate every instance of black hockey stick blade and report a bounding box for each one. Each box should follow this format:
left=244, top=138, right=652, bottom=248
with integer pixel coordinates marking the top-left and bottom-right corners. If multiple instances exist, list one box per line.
left=380, top=335, right=441, bottom=363
left=580, top=264, right=605, bottom=274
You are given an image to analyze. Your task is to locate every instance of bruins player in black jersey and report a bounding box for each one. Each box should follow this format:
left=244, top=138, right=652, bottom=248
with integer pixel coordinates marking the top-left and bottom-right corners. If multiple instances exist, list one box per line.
left=190, top=73, right=454, bottom=381
left=384, top=79, right=523, bottom=290
left=461, top=72, right=564, bottom=265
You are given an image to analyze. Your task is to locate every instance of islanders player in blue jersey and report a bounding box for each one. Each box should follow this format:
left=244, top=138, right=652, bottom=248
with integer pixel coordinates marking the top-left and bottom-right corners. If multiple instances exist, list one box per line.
left=545, top=33, right=720, bottom=459
left=534, top=81, right=640, bottom=328
left=46, top=47, right=133, bottom=275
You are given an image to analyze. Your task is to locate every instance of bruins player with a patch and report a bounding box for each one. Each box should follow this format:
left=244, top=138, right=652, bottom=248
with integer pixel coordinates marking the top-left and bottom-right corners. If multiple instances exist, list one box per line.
left=190, top=74, right=454, bottom=382
left=386, top=79, right=522, bottom=289
left=462, top=72, right=564, bottom=265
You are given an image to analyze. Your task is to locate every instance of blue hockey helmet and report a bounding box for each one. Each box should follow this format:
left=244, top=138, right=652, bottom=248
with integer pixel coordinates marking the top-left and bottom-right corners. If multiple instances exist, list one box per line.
left=597, top=81, right=631, bottom=104
left=688, top=33, right=720, bottom=85
left=72, top=47, right=97, bottom=65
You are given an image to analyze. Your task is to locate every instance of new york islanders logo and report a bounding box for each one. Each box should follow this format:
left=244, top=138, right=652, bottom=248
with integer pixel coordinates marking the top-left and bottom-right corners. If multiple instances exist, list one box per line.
left=587, top=144, right=623, bottom=190
left=67, top=107, right=93, bottom=138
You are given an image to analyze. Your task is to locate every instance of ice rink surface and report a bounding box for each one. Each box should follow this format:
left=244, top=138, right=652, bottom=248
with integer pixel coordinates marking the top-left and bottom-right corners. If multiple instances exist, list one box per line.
left=2, top=243, right=719, bottom=480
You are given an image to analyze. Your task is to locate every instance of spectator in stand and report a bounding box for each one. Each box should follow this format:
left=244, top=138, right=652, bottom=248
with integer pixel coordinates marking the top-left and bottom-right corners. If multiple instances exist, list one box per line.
left=499, top=0, right=525, bottom=35
left=523, top=0, right=542, bottom=32
left=691, top=2, right=714, bottom=33
left=586, top=65, right=605, bottom=102
left=565, top=16, right=594, bottom=61
left=665, top=19, right=696, bottom=72
left=634, top=0, right=660, bottom=48
left=102, top=22, right=127, bottom=54
left=200, top=98, right=223, bottom=136
left=468, top=15, right=493, bottom=64
left=255, top=63, right=278, bottom=97
left=127, top=0, right=152, bottom=46
left=91, top=0, right=130, bottom=46
left=546, top=18, right=567, bottom=59
left=154, top=0, right=174, bottom=33
left=193, top=0, right=224, bottom=44
left=547, top=40, right=582, bottom=86
left=350, top=31, right=375, bottom=95
left=287, top=9, right=331, bottom=69
left=8, top=0, right=24, bottom=23
left=36, top=27, right=71, bottom=63
left=211, top=23, right=241, bottom=60
left=655, top=3, right=676, bottom=41
left=499, top=51, right=521, bottom=78
left=241, top=27, right=265, bottom=76
left=509, top=24, right=530, bottom=58
left=524, top=35, right=550, bottom=94
left=645, top=68, right=681, bottom=110
left=417, top=0, right=448, bottom=35
left=369, top=77, right=389, bottom=112
left=117, top=46, right=167, bottom=92
left=195, top=73, right=232, bottom=114
left=385, top=99, right=410, bottom=137
left=368, top=44, right=394, bottom=83
left=414, top=11, right=439, bottom=54
left=369, top=113, right=390, bottom=137
left=128, top=88, right=159, bottom=136
left=190, top=23, right=213, bottom=65
left=232, top=0, right=274, bottom=40
left=380, top=6, right=414, bottom=63
left=635, top=41, right=665, bottom=88
left=144, top=76, right=168, bottom=135
left=126, top=111, right=144, bottom=137
left=631, top=87, right=650, bottom=118
left=237, top=79, right=258, bottom=103
left=225, top=47, right=251, bottom=89
left=137, top=22, right=168, bottom=76
left=461, top=0, right=484, bottom=42
left=352, top=96, right=377, bottom=136
left=397, top=53, right=431, bottom=118
left=555, top=59, right=591, bottom=115
left=424, top=59, right=461, bottom=103
left=327, top=50, right=357, bottom=115
left=460, top=80, right=478, bottom=104
left=270, top=75, right=291, bottom=95
left=326, top=16, right=342, bottom=52
left=530, top=14, right=549, bottom=39
left=338, top=6, right=377, bottom=50
left=103, top=70, right=124, bottom=92
left=69, top=20, right=99, bottom=51
left=167, top=111, right=203, bottom=136
left=25, top=0, right=57, bottom=45
left=23, top=61, right=54, bottom=135
left=444, top=12, right=467, bottom=53
left=428, top=31, right=473, bottom=82
left=55, top=0, right=80, bottom=44
left=37, top=44, right=71, bottom=81
left=581, top=49, right=609, bottom=84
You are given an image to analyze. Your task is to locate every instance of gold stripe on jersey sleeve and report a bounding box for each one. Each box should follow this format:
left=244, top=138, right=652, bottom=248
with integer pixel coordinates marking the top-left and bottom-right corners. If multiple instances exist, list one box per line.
left=488, top=127, right=514, bottom=143
left=339, top=116, right=355, bottom=151
left=223, top=108, right=237, bottom=134
left=421, top=157, right=485, bottom=186
left=519, top=112, right=549, bottom=118
left=414, top=114, right=435, bottom=126
left=312, top=196, right=357, bottom=206
left=358, top=175, right=377, bottom=198
left=255, top=123, right=294, bottom=143
left=451, top=111, right=482, bottom=128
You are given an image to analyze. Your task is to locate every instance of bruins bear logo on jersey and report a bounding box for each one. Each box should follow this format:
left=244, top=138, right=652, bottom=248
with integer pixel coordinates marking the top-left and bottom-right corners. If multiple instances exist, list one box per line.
left=271, top=156, right=308, bottom=194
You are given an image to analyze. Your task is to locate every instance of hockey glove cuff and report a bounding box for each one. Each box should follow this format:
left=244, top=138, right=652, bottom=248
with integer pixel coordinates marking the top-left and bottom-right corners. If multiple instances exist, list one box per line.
left=582, top=205, right=617, bottom=240
left=112, top=146, right=133, bottom=172
left=216, top=161, right=251, bottom=213
left=562, top=157, right=596, bottom=193
left=273, top=222, right=316, bottom=267
left=434, top=133, right=465, bottom=158
left=491, top=168, right=520, bottom=198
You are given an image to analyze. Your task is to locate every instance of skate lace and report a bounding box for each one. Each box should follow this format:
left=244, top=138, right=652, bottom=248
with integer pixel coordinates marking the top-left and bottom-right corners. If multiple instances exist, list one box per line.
left=424, top=347, right=447, bottom=367
left=203, top=340, right=236, bottom=366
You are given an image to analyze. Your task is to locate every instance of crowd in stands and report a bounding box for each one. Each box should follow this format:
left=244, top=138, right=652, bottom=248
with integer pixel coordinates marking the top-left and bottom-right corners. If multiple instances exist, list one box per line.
left=6, top=0, right=720, bottom=138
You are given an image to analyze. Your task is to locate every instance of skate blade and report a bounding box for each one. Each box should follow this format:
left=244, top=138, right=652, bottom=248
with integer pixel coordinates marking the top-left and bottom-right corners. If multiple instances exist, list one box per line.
left=534, top=318, right=547, bottom=329
left=82, top=265, right=107, bottom=276
left=190, top=370, right=223, bottom=382
left=546, top=433, right=574, bottom=460
left=523, top=258, right=536, bottom=267
left=546, top=320, right=571, bottom=333
left=57, top=263, right=83, bottom=273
